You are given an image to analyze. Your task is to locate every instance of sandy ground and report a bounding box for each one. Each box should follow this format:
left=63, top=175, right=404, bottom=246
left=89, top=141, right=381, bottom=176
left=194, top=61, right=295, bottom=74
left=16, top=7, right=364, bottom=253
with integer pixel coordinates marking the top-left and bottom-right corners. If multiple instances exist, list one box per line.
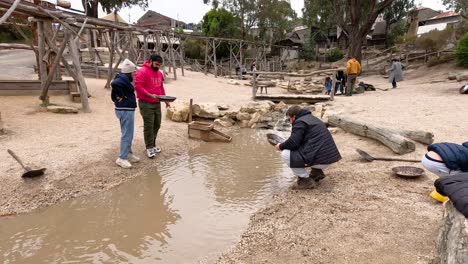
left=1, top=49, right=467, bottom=263
left=218, top=64, right=468, bottom=263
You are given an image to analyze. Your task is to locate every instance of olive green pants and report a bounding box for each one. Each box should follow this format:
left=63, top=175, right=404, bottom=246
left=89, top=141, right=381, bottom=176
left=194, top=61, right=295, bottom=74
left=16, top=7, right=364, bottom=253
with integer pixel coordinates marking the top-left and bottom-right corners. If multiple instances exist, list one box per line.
left=139, top=101, right=161, bottom=149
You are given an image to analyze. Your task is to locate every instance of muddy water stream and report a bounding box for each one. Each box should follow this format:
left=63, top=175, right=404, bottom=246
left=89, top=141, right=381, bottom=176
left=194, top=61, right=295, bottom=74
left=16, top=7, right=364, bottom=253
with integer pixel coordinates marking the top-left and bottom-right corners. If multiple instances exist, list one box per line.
left=0, top=129, right=293, bottom=263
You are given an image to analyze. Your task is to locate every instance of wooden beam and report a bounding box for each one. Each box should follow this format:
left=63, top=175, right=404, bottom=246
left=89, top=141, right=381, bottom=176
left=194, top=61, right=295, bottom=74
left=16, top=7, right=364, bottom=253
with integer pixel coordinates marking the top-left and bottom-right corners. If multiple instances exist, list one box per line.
left=68, top=34, right=91, bottom=113
left=0, top=43, right=36, bottom=50
left=39, top=29, right=69, bottom=104
left=104, top=30, right=115, bottom=89
left=37, top=21, right=47, bottom=83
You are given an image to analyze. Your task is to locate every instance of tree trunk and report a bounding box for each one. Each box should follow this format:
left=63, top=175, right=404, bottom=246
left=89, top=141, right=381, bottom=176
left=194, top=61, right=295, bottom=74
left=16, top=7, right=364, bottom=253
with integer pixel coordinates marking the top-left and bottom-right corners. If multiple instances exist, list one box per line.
left=347, top=25, right=363, bottom=62
left=82, top=0, right=98, bottom=18
left=328, top=115, right=416, bottom=154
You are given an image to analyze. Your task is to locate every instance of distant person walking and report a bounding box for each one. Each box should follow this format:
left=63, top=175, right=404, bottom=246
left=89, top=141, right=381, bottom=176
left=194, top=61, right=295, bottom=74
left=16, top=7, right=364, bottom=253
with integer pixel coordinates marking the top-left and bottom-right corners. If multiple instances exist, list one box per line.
left=324, top=76, right=332, bottom=95
left=388, top=58, right=404, bottom=88
left=251, top=61, right=257, bottom=72
left=345, top=55, right=361, bottom=96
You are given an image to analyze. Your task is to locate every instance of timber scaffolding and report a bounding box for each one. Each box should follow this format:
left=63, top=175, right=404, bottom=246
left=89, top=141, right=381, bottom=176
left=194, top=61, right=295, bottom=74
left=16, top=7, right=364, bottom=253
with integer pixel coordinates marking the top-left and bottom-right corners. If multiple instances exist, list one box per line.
left=0, top=0, right=298, bottom=113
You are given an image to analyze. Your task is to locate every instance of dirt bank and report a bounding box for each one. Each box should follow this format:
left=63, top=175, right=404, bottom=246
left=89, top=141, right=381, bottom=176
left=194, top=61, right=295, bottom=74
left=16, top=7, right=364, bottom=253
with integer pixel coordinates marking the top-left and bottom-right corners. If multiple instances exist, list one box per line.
left=218, top=64, right=467, bottom=263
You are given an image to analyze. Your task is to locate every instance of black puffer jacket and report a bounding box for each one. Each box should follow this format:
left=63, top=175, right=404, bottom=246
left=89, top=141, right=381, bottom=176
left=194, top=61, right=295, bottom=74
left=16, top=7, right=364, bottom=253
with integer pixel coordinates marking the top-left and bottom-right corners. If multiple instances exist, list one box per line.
left=435, top=173, right=468, bottom=217
left=111, top=73, right=137, bottom=110
left=428, top=142, right=468, bottom=172
left=279, top=109, right=341, bottom=168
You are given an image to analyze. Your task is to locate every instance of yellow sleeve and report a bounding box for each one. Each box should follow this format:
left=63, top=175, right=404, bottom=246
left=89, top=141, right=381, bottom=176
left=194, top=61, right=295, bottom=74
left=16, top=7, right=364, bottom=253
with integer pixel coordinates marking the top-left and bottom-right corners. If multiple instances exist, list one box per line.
left=357, top=61, right=362, bottom=75
left=346, top=61, right=351, bottom=75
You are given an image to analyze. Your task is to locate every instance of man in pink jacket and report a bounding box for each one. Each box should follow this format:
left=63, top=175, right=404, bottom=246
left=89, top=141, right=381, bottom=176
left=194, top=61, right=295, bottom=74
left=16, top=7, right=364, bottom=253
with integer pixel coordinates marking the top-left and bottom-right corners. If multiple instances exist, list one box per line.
left=135, top=54, right=171, bottom=158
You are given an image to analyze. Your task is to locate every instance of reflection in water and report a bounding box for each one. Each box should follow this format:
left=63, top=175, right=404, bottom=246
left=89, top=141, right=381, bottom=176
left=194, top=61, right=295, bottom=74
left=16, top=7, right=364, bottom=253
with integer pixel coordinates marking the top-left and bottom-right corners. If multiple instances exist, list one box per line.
left=0, top=174, right=179, bottom=264
left=0, top=129, right=291, bottom=263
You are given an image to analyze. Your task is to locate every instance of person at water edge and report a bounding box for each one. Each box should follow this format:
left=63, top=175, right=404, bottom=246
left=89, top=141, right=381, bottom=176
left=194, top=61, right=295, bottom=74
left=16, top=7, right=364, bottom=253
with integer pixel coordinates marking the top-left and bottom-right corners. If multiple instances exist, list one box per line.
left=324, top=76, right=332, bottom=95
left=345, top=55, right=361, bottom=96
left=135, top=54, right=171, bottom=158
left=111, top=59, right=140, bottom=168
left=335, top=69, right=346, bottom=95
left=388, top=58, right=404, bottom=89
left=421, top=141, right=468, bottom=202
left=275, top=106, right=342, bottom=189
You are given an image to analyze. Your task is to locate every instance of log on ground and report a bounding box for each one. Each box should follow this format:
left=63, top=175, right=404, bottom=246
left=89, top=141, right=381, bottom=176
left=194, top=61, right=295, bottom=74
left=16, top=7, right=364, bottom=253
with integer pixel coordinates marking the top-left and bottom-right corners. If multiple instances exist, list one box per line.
left=328, top=115, right=416, bottom=154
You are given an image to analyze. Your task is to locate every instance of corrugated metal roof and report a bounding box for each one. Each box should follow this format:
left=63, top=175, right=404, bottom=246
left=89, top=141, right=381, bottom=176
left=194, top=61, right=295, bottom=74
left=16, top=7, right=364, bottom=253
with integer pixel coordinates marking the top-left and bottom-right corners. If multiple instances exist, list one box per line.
left=428, top=11, right=460, bottom=20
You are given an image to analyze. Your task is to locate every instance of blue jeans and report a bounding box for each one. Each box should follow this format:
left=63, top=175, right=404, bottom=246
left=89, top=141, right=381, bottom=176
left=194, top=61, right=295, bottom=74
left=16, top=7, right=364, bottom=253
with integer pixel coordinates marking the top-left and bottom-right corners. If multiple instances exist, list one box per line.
left=115, top=110, right=135, bottom=159
left=335, top=81, right=344, bottom=94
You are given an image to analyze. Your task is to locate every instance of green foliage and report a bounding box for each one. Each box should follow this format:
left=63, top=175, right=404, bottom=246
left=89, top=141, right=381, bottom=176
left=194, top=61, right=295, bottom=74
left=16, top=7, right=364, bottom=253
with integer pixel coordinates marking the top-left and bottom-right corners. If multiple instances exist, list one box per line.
left=82, top=0, right=148, bottom=17
left=325, top=48, right=343, bottom=62
left=387, top=20, right=408, bottom=46
left=300, top=33, right=316, bottom=61
left=456, top=33, right=468, bottom=67
left=384, top=0, right=414, bottom=26
left=415, top=29, right=453, bottom=51
left=255, top=0, right=297, bottom=43
left=184, top=39, right=206, bottom=60
left=202, top=8, right=240, bottom=38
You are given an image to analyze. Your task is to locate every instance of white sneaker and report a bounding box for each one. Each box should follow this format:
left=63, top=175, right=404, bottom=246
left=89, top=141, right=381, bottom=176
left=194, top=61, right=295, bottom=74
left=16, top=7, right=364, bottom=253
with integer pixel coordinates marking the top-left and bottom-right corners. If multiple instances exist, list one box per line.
left=145, top=148, right=156, bottom=158
left=116, top=158, right=132, bottom=169
left=127, top=153, right=140, bottom=163
left=152, top=146, right=162, bottom=153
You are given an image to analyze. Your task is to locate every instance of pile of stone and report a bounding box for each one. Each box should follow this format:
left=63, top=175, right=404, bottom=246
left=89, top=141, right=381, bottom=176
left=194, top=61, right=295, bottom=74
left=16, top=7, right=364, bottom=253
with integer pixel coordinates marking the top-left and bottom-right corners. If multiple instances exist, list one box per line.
left=278, top=77, right=324, bottom=95
left=166, top=100, right=339, bottom=131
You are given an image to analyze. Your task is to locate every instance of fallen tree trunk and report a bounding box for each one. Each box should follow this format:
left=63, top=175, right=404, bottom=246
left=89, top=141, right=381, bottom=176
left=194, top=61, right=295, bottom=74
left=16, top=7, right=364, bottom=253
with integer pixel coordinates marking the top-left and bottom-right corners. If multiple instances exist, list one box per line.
left=328, top=115, right=416, bottom=154
left=397, top=130, right=434, bottom=145
left=435, top=201, right=468, bottom=264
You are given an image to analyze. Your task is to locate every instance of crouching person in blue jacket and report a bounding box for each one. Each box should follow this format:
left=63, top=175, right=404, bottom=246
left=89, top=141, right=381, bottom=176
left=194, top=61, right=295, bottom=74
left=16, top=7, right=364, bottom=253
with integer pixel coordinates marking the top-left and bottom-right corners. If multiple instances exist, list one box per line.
left=275, top=105, right=342, bottom=189
left=111, top=59, right=140, bottom=168
left=421, top=141, right=468, bottom=202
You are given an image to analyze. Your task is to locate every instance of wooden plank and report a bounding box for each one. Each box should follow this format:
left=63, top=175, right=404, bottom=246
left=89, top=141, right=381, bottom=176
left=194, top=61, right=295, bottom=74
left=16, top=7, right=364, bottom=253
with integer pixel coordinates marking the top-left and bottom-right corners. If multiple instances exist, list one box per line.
left=37, top=21, right=48, bottom=83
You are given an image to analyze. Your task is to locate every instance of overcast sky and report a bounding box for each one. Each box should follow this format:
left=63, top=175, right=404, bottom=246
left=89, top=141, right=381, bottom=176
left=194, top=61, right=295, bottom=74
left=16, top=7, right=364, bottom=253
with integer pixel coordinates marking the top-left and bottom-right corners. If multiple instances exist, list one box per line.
left=67, top=0, right=450, bottom=24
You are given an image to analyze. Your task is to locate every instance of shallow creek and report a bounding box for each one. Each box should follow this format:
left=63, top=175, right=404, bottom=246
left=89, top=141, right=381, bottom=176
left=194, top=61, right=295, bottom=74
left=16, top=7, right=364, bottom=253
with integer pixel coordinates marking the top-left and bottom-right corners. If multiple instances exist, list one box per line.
left=0, top=129, right=293, bottom=263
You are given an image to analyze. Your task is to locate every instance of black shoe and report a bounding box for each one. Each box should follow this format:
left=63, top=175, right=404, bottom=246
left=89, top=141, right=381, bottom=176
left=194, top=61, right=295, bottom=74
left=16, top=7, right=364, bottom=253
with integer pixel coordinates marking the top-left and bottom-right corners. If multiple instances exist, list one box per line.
left=292, top=177, right=318, bottom=190
left=309, top=168, right=326, bottom=182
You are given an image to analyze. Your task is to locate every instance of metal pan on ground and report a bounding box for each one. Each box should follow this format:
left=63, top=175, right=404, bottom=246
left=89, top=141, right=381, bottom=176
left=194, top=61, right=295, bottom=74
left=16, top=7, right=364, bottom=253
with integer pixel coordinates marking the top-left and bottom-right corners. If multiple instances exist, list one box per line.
left=392, top=166, right=424, bottom=178
left=266, top=133, right=285, bottom=146
left=157, top=95, right=177, bottom=102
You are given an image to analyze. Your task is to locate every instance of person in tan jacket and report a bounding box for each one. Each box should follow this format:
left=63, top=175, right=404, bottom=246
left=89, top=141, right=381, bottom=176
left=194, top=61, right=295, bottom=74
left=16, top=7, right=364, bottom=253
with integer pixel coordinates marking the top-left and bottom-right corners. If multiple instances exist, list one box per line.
left=345, top=56, right=361, bottom=96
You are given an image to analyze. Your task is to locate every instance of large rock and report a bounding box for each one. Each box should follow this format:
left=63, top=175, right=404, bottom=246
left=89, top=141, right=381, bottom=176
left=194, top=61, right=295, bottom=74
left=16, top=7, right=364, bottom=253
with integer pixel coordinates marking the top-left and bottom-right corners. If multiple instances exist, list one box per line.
left=274, top=101, right=288, bottom=112
left=236, top=112, right=251, bottom=121
left=435, top=201, right=468, bottom=264
left=214, top=116, right=235, bottom=128
left=166, top=102, right=190, bottom=122
left=456, top=72, right=468, bottom=82
left=192, top=103, right=221, bottom=119
left=239, top=120, right=250, bottom=128
left=47, top=106, right=78, bottom=114
left=256, top=111, right=285, bottom=129
left=239, top=101, right=274, bottom=114
left=448, top=73, right=457, bottom=80
left=220, top=105, right=240, bottom=119
left=248, top=112, right=263, bottom=127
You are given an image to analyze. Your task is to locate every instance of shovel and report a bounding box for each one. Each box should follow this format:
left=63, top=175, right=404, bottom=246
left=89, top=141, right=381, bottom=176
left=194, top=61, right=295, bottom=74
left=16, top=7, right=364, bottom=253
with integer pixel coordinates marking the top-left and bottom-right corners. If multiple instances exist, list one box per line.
left=356, top=149, right=420, bottom=163
left=7, top=149, right=46, bottom=178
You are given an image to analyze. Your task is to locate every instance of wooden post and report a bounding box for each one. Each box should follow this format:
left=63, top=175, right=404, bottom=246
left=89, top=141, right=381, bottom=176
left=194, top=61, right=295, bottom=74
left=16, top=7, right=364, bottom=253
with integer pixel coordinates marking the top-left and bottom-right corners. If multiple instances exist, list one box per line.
left=143, top=33, right=148, bottom=61
left=252, top=72, right=257, bottom=98
left=39, top=29, right=69, bottom=105
left=188, top=98, right=193, bottom=123
left=105, top=30, right=115, bottom=89
left=330, top=70, right=337, bottom=101
left=239, top=40, right=243, bottom=67
left=212, top=39, right=217, bottom=78
left=37, top=21, right=48, bottom=84
left=204, top=39, right=209, bottom=75
left=167, top=33, right=177, bottom=80
left=229, top=43, right=233, bottom=76
left=69, top=35, right=91, bottom=113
